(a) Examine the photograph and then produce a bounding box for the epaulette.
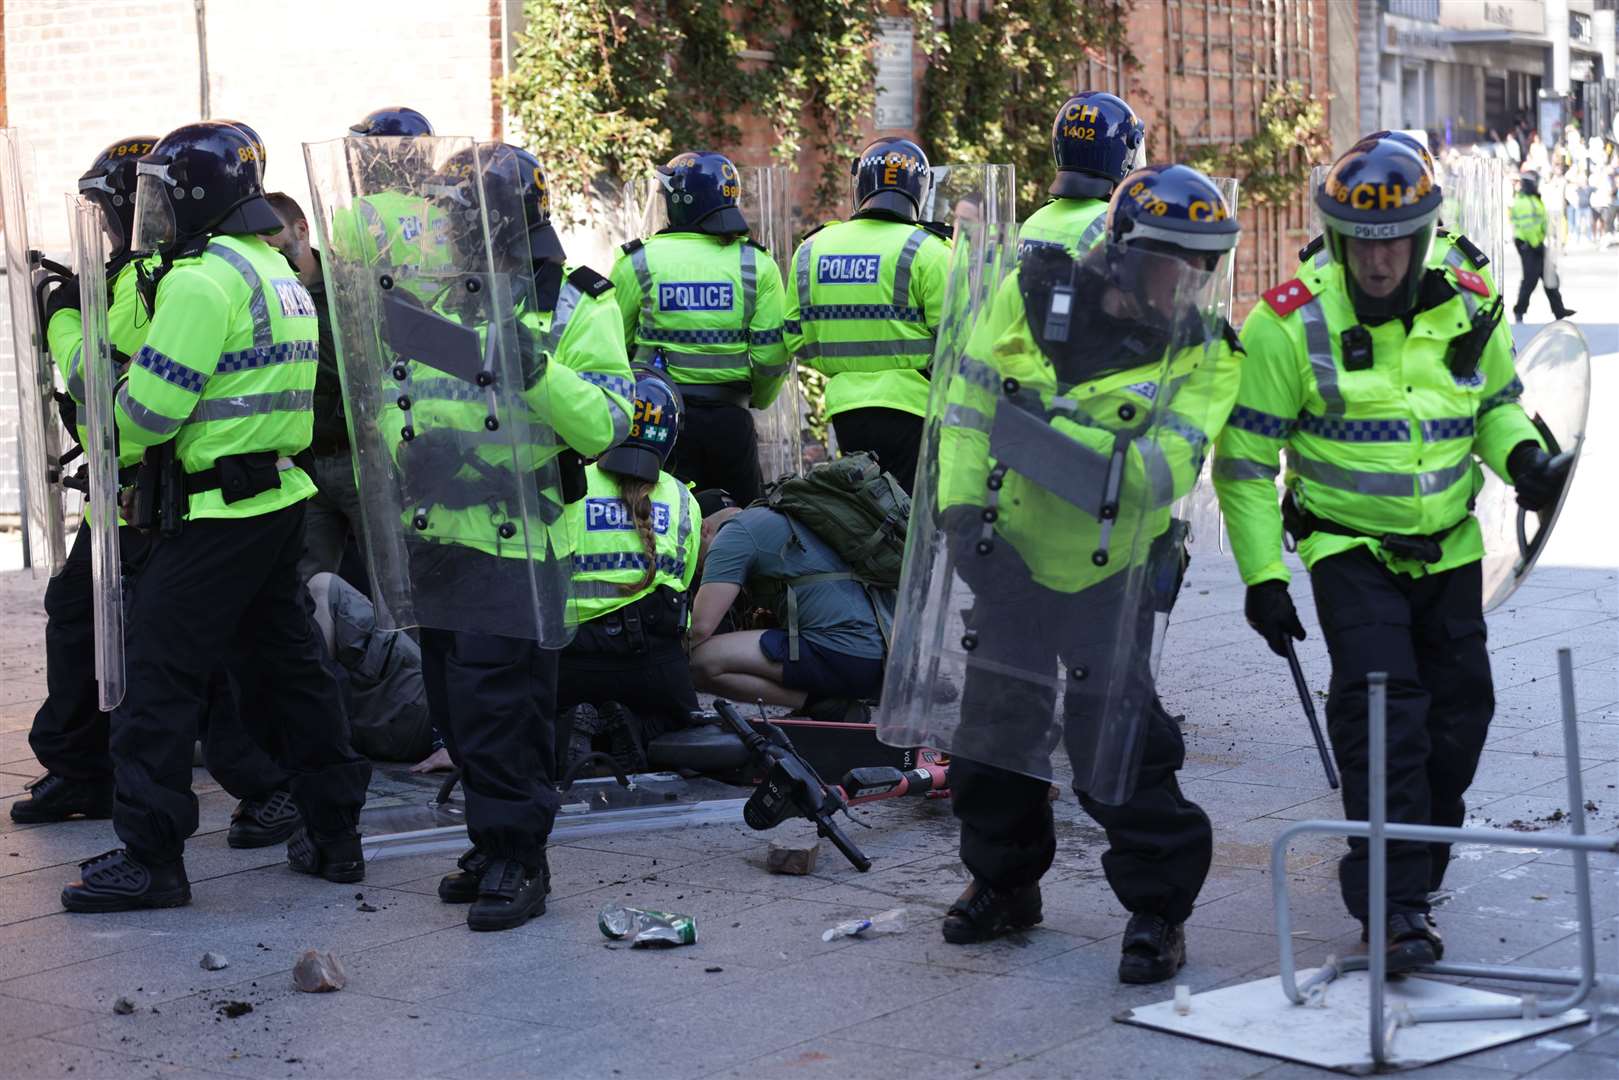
[1261,278,1314,317]
[799,221,834,242]
[1296,234,1324,263]
[746,238,772,255]
[619,238,643,255]
[919,220,954,242]
[1452,233,1488,269]
[568,266,614,298]
[1450,267,1490,297]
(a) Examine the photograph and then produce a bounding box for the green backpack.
[749,452,911,662]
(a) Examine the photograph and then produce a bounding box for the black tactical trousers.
[421,628,560,869]
[199,668,293,802]
[831,408,924,497]
[111,504,371,863]
[667,400,763,505]
[1513,242,1572,320]
[1310,548,1493,922]
[558,590,699,746]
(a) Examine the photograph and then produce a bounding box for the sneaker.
[941,879,1043,944]
[286,827,365,884]
[598,701,648,773]
[227,790,303,849]
[466,856,549,932]
[61,849,191,913]
[438,847,491,904]
[1363,911,1444,975]
[10,773,114,824]
[1118,913,1186,984]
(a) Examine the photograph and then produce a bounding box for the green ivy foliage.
[915,1,1134,219]
[1182,82,1330,208]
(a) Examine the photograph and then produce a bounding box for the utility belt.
[571,585,689,658]
[130,448,288,537]
[675,381,751,408]
[61,461,141,496]
[1281,492,1463,566]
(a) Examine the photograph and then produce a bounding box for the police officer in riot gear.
[350,106,435,138]
[1511,172,1575,323]
[609,152,788,504]
[785,137,951,495]
[925,165,1244,984]
[1216,135,1571,971]
[1022,91,1145,253]
[60,121,372,912]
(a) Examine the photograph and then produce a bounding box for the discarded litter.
[598,904,698,948]
[292,949,348,993]
[112,997,136,1015]
[200,952,229,971]
[822,907,907,942]
[1173,984,1191,1015]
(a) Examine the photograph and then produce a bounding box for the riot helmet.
[430,142,564,263]
[349,107,435,138]
[1315,135,1442,320]
[1363,129,1434,177]
[1518,171,1540,197]
[657,151,749,235]
[851,137,931,220]
[1103,163,1240,323]
[1049,92,1145,200]
[599,366,683,483]
[216,119,266,179]
[78,135,158,260]
[132,122,282,253]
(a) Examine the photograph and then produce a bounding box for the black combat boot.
[61,849,191,913]
[287,827,365,884]
[1118,913,1186,984]
[598,702,648,773]
[227,790,303,849]
[1364,911,1444,975]
[466,855,549,932]
[941,878,1043,944]
[438,846,491,904]
[10,773,113,823]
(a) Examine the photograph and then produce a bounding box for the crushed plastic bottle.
[821,907,907,942]
[598,903,698,947]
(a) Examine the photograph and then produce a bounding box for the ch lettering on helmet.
[1061,102,1100,140]
[658,282,734,311]
[1327,173,1433,211]
[629,397,671,444]
[1126,180,1169,216]
[817,254,881,285]
[1187,199,1228,222]
[271,279,317,319]
[584,497,672,534]
[719,160,740,200]
[858,150,921,187]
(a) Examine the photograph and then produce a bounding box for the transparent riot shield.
[1478,321,1590,612]
[1212,177,1240,321]
[1,128,71,574]
[1438,155,1509,279]
[303,136,573,645]
[878,223,1234,804]
[66,196,125,710]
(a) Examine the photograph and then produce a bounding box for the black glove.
[1245,580,1306,658]
[44,274,82,321]
[1508,440,1571,513]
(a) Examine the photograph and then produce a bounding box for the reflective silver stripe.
[573,579,631,600]
[739,243,757,331]
[577,370,635,399]
[205,242,271,349]
[189,389,313,422]
[675,488,692,562]
[1442,246,1479,317]
[942,402,989,432]
[1300,298,1343,417]
[1134,437,1177,508]
[1214,456,1279,482]
[629,244,655,337]
[958,355,999,392]
[1313,247,1332,270]
[116,380,184,438]
[1077,214,1107,252]
[1292,454,1471,498]
[656,351,750,371]
[544,284,581,357]
[66,344,85,403]
[751,358,789,379]
[793,337,935,359]
[892,228,930,310]
[357,200,389,261]
[795,238,813,313]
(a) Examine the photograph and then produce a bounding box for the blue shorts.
[759,630,884,701]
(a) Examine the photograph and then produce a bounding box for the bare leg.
[690,631,807,708]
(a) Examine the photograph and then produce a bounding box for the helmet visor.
[131,164,176,251]
[1105,243,1221,333]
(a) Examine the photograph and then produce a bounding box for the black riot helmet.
[79,135,158,260]
[851,137,931,220]
[1105,163,1241,271]
[431,142,564,263]
[1363,130,1434,177]
[1049,92,1145,200]
[1315,135,1442,320]
[599,366,683,483]
[657,151,749,235]
[349,106,435,138]
[1518,171,1540,198]
[131,122,282,253]
[216,120,266,179]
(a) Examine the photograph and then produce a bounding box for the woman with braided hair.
[556,367,703,773]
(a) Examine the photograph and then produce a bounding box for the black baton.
[1285,639,1339,790]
